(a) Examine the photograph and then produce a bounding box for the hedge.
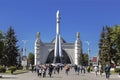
[8,66,17,74]
[0,66,6,73]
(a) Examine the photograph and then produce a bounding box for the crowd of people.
[30,64,90,78]
[31,64,63,78]
[30,64,114,79]
[93,64,111,79]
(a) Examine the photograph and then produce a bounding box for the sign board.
[92,56,98,66]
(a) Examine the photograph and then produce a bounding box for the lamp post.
[22,40,27,56]
[85,41,90,66]
[21,40,27,68]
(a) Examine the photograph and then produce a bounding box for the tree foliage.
[99,25,120,67]
[111,25,120,64]
[5,26,19,66]
[0,31,5,65]
[28,52,34,65]
[81,53,88,66]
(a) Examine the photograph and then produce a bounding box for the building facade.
[34,10,82,65]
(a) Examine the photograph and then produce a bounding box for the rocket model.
[53,10,62,63]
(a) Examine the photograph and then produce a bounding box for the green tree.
[99,27,106,67]
[111,25,120,53]
[105,26,113,65]
[0,31,5,65]
[28,52,34,65]
[80,53,88,66]
[5,26,19,66]
[99,25,120,68]
[99,26,114,67]
[111,25,120,64]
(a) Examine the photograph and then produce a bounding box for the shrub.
[17,66,23,70]
[87,66,91,72]
[8,66,17,74]
[0,66,6,73]
[115,68,120,72]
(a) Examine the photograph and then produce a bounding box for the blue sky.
[0,0,120,57]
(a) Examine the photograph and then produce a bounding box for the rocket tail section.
[53,35,57,63]
[54,35,58,57]
[59,35,62,57]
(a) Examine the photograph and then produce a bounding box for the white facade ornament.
[74,32,81,65]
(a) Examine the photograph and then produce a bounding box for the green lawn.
[1,69,29,75]
[12,69,29,75]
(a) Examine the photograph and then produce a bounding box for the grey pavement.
[0,68,120,80]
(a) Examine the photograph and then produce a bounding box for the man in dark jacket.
[48,65,53,77]
[105,65,111,79]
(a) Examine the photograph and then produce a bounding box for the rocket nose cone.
[57,10,59,14]
[56,10,60,18]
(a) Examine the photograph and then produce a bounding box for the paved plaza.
[0,68,120,80]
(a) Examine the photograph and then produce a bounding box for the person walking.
[83,66,86,74]
[100,68,103,76]
[56,65,60,74]
[99,66,103,76]
[42,65,47,78]
[31,65,34,73]
[80,66,83,73]
[65,64,70,75]
[77,65,80,75]
[74,65,78,72]
[38,68,42,77]
[94,66,98,76]
[48,64,53,78]
[105,64,111,79]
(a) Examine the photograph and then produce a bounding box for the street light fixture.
[22,40,27,56]
[21,40,28,68]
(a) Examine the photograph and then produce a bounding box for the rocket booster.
[54,10,62,58]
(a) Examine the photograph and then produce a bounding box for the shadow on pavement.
[1,76,17,79]
[42,76,62,79]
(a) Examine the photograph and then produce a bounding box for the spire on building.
[74,32,81,65]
